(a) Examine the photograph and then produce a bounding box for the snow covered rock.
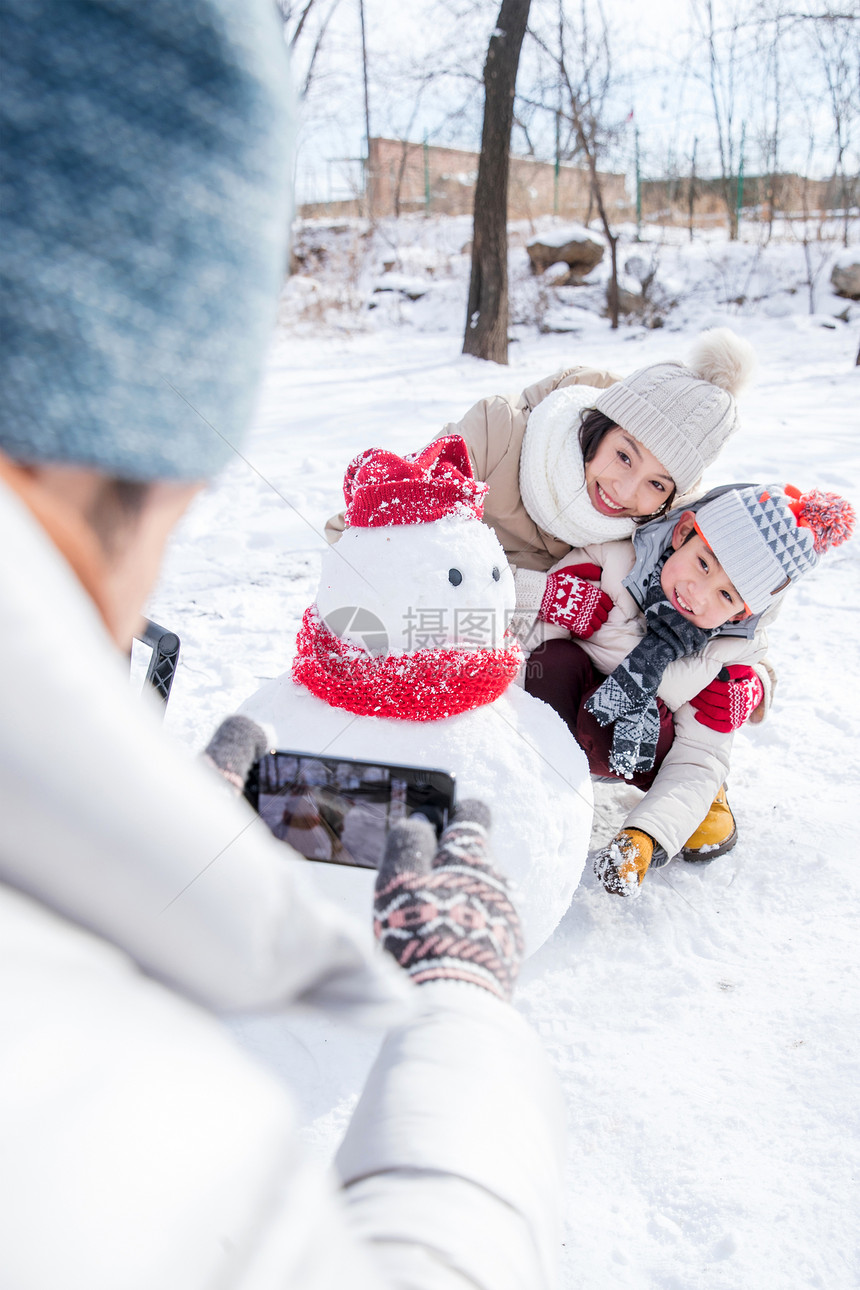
[830,252,860,300]
[528,228,605,278]
[240,436,593,953]
[371,272,428,302]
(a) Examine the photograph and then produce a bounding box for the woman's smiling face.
[584,426,676,520]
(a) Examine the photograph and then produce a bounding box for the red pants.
[524,639,675,790]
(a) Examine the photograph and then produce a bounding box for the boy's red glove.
[690,665,764,732]
[538,563,612,639]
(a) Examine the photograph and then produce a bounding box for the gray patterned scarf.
[585,560,719,779]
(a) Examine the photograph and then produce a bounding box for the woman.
[440,329,753,572]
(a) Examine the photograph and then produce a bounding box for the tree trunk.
[463,0,531,364]
[580,145,618,329]
[394,139,410,218]
[720,176,738,241]
[605,230,619,329]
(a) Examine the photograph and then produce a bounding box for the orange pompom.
[797,490,856,554]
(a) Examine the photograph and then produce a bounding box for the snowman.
[240,435,593,953]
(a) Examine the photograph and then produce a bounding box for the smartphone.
[244,751,456,870]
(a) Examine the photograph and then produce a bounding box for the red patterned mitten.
[373,801,523,1002]
[690,665,765,733]
[539,563,612,639]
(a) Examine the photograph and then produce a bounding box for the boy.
[523,482,853,897]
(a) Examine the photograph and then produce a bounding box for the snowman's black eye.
[492,566,500,581]
[448,568,463,586]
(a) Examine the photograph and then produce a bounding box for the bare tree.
[756,10,784,243]
[276,0,342,100]
[782,116,835,313]
[358,0,373,211]
[767,4,858,21]
[810,14,859,246]
[388,91,478,218]
[463,0,532,364]
[373,29,490,219]
[749,0,859,243]
[529,2,625,327]
[694,0,749,240]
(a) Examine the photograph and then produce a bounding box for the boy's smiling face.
[660,512,749,630]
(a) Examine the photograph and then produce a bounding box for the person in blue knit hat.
[1,0,292,484]
[0,3,563,1287]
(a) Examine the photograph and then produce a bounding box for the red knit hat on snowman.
[343,435,488,528]
[293,437,522,722]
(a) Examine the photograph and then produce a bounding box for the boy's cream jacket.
[517,539,776,859]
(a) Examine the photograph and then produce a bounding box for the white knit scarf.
[519,384,637,547]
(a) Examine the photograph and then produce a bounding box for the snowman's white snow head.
[293,436,522,722]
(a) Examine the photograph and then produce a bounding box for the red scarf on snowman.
[293,437,523,721]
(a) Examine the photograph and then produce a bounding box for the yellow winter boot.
[680,786,737,864]
[593,829,654,898]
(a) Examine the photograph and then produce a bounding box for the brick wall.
[362,137,627,220]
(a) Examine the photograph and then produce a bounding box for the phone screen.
[246,752,456,870]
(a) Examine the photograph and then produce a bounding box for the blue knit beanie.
[0,0,292,480]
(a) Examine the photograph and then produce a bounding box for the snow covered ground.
[151,219,860,1290]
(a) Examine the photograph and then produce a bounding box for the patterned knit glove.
[690,665,765,733]
[202,715,268,793]
[373,801,523,1002]
[539,563,612,638]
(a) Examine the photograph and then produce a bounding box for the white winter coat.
[0,477,565,1290]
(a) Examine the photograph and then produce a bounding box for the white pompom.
[687,327,757,396]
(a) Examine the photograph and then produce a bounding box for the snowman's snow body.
[240,439,593,953]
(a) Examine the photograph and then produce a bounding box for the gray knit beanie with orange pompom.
[592,328,757,493]
[695,485,855,614]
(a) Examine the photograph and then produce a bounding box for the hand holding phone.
[203,716,269,794]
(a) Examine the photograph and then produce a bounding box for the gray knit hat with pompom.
[592,328,757,493]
